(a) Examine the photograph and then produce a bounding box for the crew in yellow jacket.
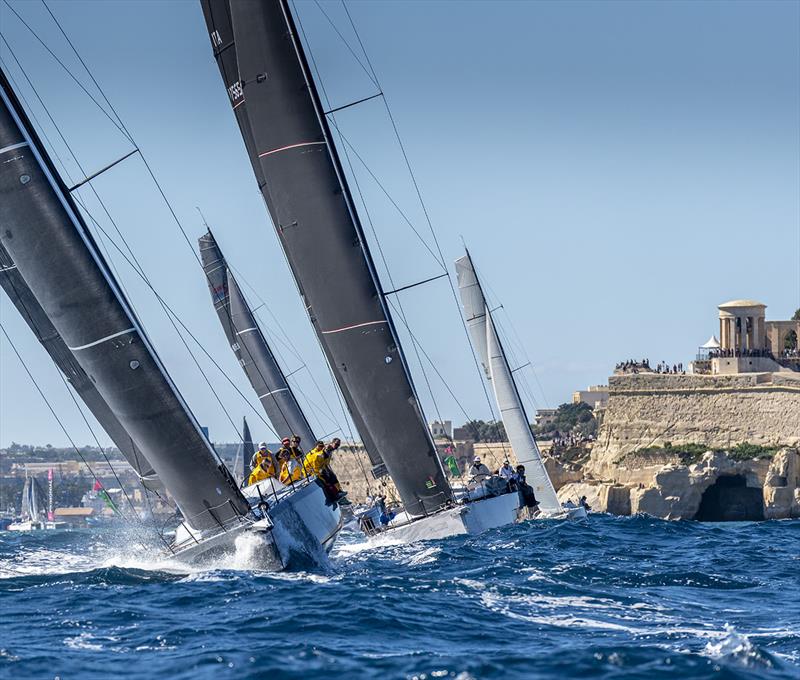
[302,441,329,477]
[247,457,276,486]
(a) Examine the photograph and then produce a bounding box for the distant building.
[429,420,453,440]
[452,426,471,441]
[572,385,609,409]
[534,408,558,427]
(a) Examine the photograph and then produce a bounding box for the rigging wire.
[304,1,506,441]
[0,32,258,456]
[1,0,132,143]
[295,3,453,459]
[39,0,352,451]
[1,8,285,453]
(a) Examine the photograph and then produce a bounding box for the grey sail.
[239,416,254,483]
[0,68,249,532]
[198,230,315,446]
[0,243,160,488]
[455,253,561,513]
[196,5,387,476]
[200,0,451,515]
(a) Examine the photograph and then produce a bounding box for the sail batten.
[455,253,561,513]
[201,0,451,513]
[0,68,249,532]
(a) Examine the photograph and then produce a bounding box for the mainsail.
[0,68,249,531]
[455,253,561,513]
[198,230,315,445]
[0,243,160,488]
[201,0,451,514]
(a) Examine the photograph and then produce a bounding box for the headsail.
[0,68,249,532]
[455,253,561,513]
[201,0,451,514]
[239,416,254,483]
[0,243,160,489]
[197,230,314,445]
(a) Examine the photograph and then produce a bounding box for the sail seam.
[258,141,325,158]
[235,327,258,335]
[67,327,136,351]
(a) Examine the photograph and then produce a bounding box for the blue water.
[0,516,798,680]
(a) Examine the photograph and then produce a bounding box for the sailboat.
[455,251,587,520]
[200,0,535,542]
[7,473,45,531]
[0,65,339,568]
[198,230,316,449]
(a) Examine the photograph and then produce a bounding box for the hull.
[7,520,44,531]
[365,491,588,545]
[171,479,342,571]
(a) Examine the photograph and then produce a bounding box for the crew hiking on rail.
[246,436,349,506]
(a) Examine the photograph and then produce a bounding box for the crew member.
[469,456,491,484]
[250,442,272,470]
[499,461,514,482]
[289,435,305,463]
[278,445,304,485]
[247,455,277,486]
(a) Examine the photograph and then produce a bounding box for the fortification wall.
[590,372,800,477]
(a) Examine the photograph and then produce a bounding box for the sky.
[0,0,798,448]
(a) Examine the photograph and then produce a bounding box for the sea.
[0,515,798,680]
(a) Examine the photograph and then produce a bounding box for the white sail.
[454,256,490,378]
[485,308,561,513]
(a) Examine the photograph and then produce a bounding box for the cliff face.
[559,371,800,519]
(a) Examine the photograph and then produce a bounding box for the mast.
[0,243,161,489]
[201,0,451,515]
[0,67,249,532]
[198,230,315,445]
[241,416,254,482]
[455,251,561,512]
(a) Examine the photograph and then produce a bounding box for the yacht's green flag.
[444,456,460,476]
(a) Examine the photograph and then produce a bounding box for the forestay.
[200,0,451,515]
[0,69,249,532]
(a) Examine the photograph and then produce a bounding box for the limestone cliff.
[559,371,800,519]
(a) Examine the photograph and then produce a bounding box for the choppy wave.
[0,516,798,679]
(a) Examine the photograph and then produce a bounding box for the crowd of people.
[246,435,349,506]
[708,347,774,359]
[615,358,685,375]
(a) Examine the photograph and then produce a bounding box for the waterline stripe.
[68,327,136,351]
[321,320,387,335]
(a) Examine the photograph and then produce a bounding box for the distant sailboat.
[455,251,586,520]
[8,473,45,531]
